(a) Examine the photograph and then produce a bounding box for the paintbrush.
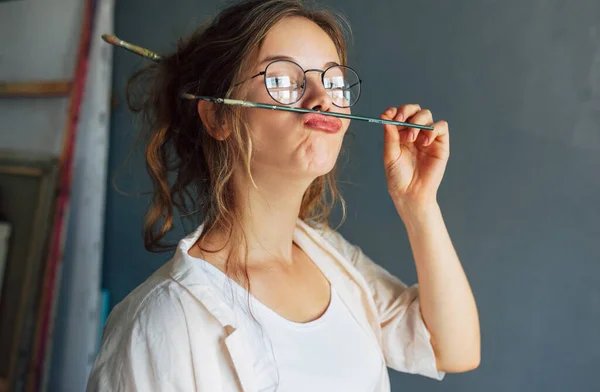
[101,34,434,131]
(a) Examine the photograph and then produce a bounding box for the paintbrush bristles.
[101,34,163,62]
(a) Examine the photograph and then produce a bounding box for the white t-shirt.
[198,259,383,392]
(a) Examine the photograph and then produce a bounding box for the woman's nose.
[300,73,333,112]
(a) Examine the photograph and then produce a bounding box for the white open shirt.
[87,219,444,391]
[198,260,383,391]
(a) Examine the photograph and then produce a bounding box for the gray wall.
[103,1,600,391]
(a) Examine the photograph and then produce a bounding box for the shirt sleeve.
[321,227,445,381]
[86,287,198,392]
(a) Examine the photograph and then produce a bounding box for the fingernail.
[385,109,394,116]
[424,135,431,145]
[402,131,409,143]
[398,114,404,122]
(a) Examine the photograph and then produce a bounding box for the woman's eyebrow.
[258,55,340,68]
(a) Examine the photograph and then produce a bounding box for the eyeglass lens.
[264,60,360,108]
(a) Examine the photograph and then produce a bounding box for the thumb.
[381,108,402,167]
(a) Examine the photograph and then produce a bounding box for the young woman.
[87,0,480,391]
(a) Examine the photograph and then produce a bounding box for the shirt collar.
[169,218,380,330]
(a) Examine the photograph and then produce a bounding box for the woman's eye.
[267,76,301,90]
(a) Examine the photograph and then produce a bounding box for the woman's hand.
[381,104,450,210]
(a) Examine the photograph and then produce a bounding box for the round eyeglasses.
[234,59,362,108]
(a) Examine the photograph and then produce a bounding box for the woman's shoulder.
[104,261,190,335]
[102,257,221,341]
[88,259,224,391]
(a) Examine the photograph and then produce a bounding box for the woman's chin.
[301,139,341,175]
[303,155,338,177]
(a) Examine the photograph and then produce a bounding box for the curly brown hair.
[125,0,350,286]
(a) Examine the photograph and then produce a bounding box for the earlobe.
[197,100,231,141]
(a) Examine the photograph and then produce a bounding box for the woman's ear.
[197,100,231,141]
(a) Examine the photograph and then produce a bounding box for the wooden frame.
[0,150,58,392]
[0,81,72,98]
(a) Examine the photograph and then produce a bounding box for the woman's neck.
[198,170,313,267]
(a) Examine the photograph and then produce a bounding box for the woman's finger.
[404,109,433,144]
[432,120,450,149]
[383,107,398,119]
[416,128,435,146]
[390,105,421,144]
[418,120,450,152]
[394,104,422,124]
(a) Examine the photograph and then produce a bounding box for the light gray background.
[102,1,600,391]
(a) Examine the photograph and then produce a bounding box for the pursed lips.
[302,113,343,133]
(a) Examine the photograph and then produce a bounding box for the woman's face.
[241,16,351,184]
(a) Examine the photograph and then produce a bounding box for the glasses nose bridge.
[303,68,325,85]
